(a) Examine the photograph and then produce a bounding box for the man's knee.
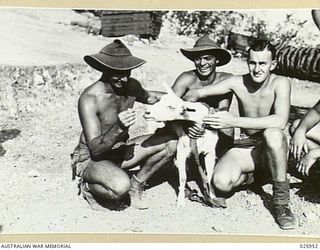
[289,119,301,136]
[212,151,239,192]
[89,175,130,200]
[110,176,131,199]
[85,161,131,199]
[263,128,286,149]
[213,148,249,192]
[213,172,233,193]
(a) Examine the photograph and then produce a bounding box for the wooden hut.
[101,11,162,39]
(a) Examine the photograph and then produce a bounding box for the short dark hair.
[248,39,276,60]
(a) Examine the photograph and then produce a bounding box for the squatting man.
[184,40,296,230]
[72,39,177,210]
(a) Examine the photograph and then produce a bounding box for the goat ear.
[161,82,176,96]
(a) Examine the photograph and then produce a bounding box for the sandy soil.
[0,8,320,237]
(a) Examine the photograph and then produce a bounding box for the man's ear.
[270,59,278,71]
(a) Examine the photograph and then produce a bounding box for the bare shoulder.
[272,74,290,84]
[225,74,243,88]
[172,70,197,96]
[216,72,233,82]
[271,74,291,91]
[126,77,140,86]
[174,70,197,87]
[78,81,111,111]
[126,77,144,91]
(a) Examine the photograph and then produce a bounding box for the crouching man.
[172,35,234,158]
[72,40,177,210]
[290,99,320,177]
[183,40,296,230]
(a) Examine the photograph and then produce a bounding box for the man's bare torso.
[79,80,136,145]
[234,73,280,135]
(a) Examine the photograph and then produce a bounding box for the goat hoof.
[204,197,227,208]
[189,193,205,203]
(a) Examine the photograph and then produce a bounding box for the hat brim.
[84,53,146,72]
[180,47,231,66]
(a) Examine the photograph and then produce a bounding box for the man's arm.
[131,78,165,104]
[291,100,320,159]
[78,95,128,160]
[183,76,235,102]
[296,147,320,176]
[213,72,234,111]
[294,100,320,134]
[203,77,291,130]
[171,72,194,97]
[171,72,205,139]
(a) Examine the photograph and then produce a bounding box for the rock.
[303,211,319,220]
[27,169,40,178]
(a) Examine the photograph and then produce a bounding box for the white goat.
[144,83,226,208]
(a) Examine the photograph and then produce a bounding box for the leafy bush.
[166,11,319,48]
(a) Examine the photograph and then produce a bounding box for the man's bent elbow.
[279,122,287,131]
[272,117,287,130]
[87,143,107,161]
[89,151,102,161]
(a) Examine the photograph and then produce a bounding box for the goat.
[143,83,226,208]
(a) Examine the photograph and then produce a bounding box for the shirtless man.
[183,40,296,230]
[290,100,320,177]
[172,35,233,158]
[72,39,177,210]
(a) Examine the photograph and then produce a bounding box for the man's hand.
[202,111,236,129]
[183,89,200,102]
[185,123,205,139]
[290,130,309,160]
[118,108,136,128]
[296,149,318,176]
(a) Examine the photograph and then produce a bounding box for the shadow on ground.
[290,177,320,204]
[288,157,320,204]
[0,129,20,156]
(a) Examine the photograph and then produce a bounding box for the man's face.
[194,54,217,77]
[108,69,131,89]
[248,50,277,84]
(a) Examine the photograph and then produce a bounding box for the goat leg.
[175,135,190,207]
[175,153,187,207]
[203,153,227,208]
[191,139,210,197]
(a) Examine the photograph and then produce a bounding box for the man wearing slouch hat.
[72,40,177,211]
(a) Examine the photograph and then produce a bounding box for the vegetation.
[166,11,320,48]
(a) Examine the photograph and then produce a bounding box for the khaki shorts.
[233,131,263,148]
[71,143,127,208]
[233,131,272,185]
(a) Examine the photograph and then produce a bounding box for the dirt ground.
[0,9,320,238]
